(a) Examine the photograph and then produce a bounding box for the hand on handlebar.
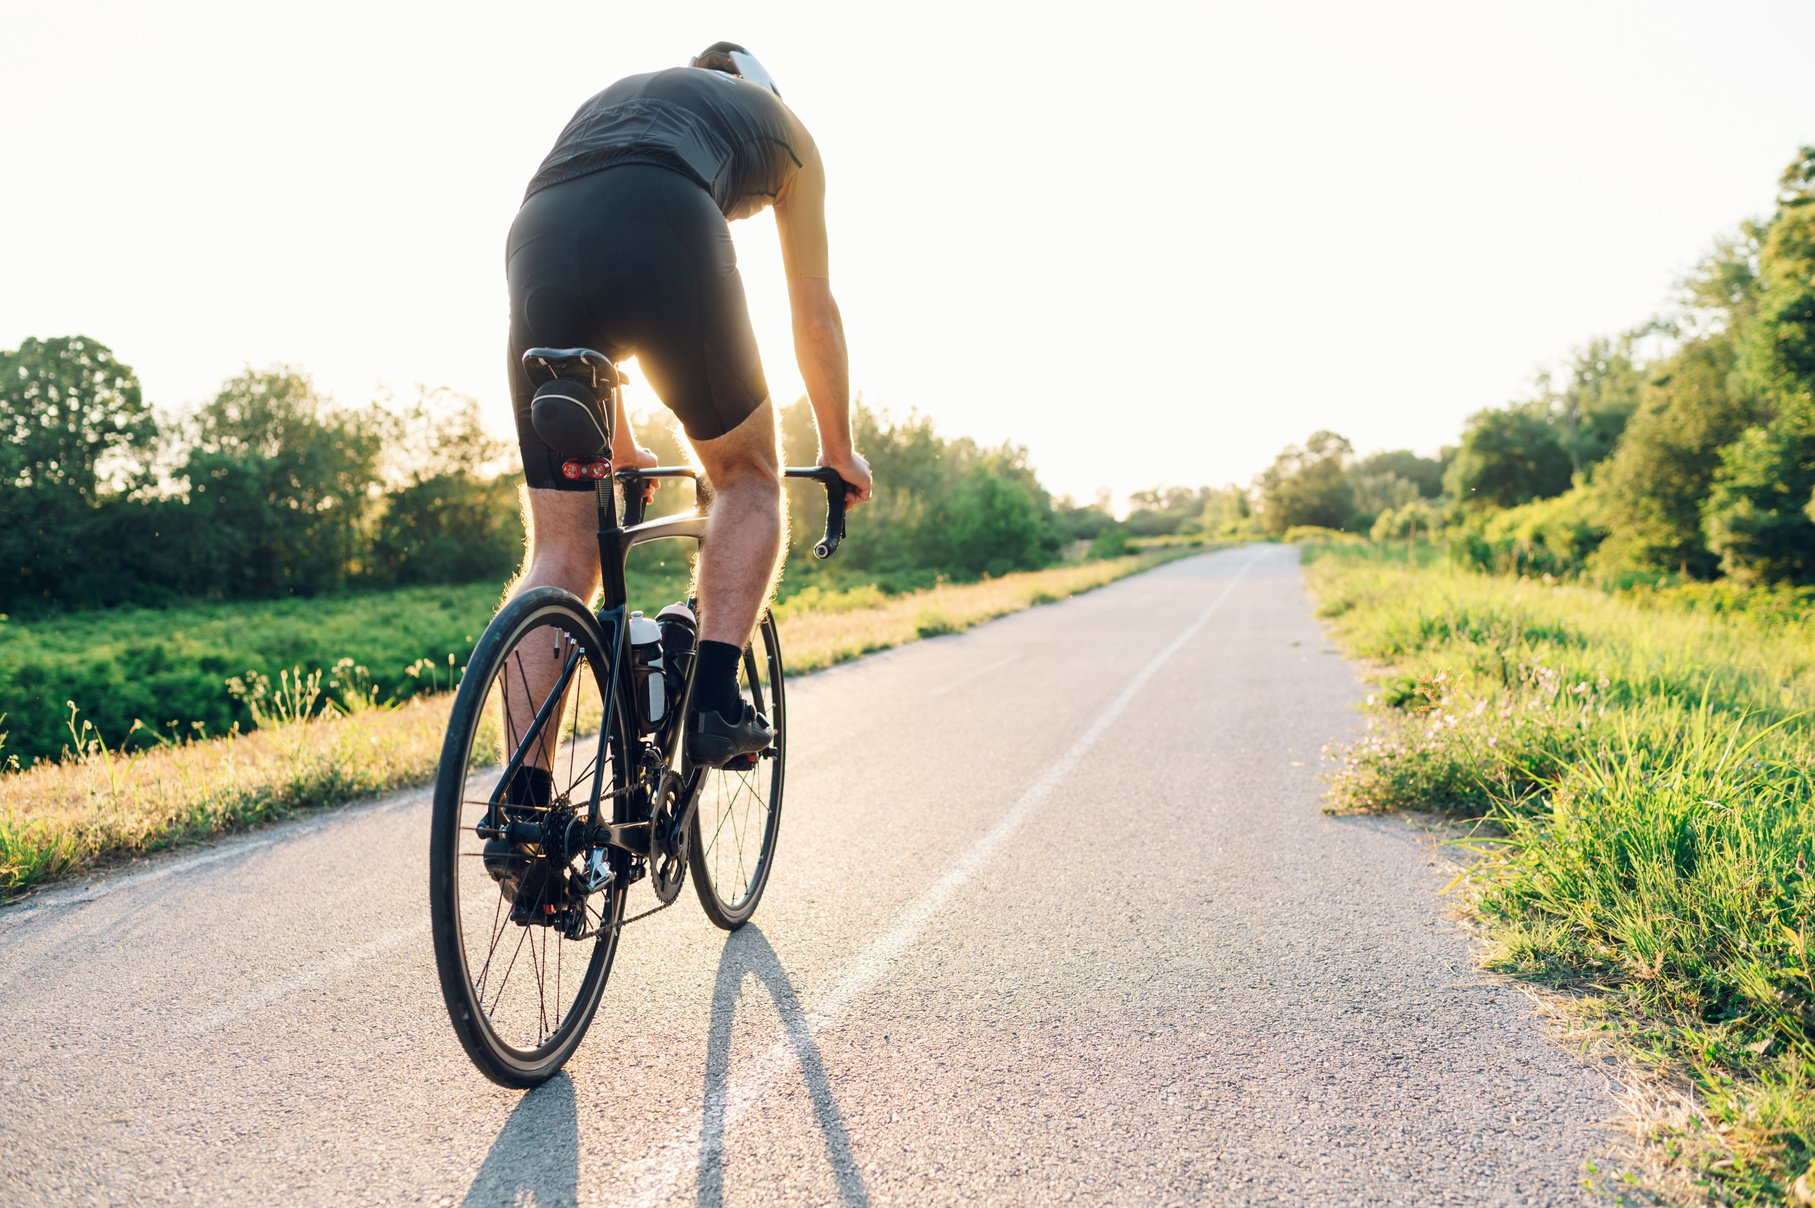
[623,445,659,502]
[818,450,872,506]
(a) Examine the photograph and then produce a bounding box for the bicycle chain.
[590,758,682,932]
[614,899,674,929]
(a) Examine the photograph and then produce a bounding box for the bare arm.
[787,280,869,503]
[776,149,871,503]
[610,380,658,475]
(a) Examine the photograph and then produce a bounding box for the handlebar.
[613,465,851,559]
[783,466,850,559]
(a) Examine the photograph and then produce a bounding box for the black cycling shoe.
[689,702,774,769]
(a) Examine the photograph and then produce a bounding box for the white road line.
[184,921,430,1036]
[608,553,1260,1207]
[925,653,1022,698]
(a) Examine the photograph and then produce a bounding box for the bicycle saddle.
[522,347,621,391]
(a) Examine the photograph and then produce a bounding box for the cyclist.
[500,42,873,780]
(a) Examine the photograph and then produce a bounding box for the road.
[1,546,1616,1206]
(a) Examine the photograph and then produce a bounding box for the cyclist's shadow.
[699,925,870,1208]
[460,1072,578,1208]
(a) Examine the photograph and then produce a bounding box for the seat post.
[596,475,629,610]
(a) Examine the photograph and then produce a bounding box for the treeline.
[0,339,1097,616]
[0,344,524,613]
[1226,145,1815,588]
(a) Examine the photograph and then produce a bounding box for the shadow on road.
[700,926,869,1208]
[462,1072,578,1208]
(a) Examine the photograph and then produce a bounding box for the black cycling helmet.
[690,40,780,97]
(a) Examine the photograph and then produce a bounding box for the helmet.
[690,40,780,97]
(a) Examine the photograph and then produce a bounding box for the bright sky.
[4,0,1812,504]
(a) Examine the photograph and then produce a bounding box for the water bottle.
[628,612,666,732]
[656,602,697,710]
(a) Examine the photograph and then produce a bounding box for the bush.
[1087,527,1131,559]
[1473,484,1608,576]
[1369,498,1447,543]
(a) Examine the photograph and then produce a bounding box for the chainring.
[648,773,690,905]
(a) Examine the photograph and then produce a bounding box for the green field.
[1306,543,1815,1205]
[0,550,696,770]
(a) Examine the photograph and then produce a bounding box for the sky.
[3,0,1813,505]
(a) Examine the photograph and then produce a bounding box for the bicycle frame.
[507,346,847,864]
[580,465,841,861]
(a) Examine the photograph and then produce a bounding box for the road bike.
[428,347,849,1087]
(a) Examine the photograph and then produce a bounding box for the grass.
[1305,542,1815,1205]
[0,549,1196,903]
[0,560,697,770]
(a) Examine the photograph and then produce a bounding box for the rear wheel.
[687,613,786,930]
[429,587,636,1087]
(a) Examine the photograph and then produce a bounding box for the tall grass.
[0,550,1193,903]
[0,564,697,769]
[1308,544,1815,1205]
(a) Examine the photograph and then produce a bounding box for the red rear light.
[561,458,611,480]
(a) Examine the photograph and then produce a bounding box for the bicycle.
[428,346,850,1088]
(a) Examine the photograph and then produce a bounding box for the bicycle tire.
[429,587,633,1087]
[686,613,786,930]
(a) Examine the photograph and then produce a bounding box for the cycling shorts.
[505,164,770,491]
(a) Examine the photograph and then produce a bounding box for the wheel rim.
[690,622,784,916]
[447,607,625,1062]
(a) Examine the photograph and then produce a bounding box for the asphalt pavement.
[0,545,1617,1206]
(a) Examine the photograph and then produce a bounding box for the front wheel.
[428,587,635,1087]
[687,613,786,930]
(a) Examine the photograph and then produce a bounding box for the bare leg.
[690,399,784,647]
[501,487,601,772]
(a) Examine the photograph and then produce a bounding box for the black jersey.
[524,67,819,223]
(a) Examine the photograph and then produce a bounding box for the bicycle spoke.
[432,593,642,1081]
[486,924,532,1020]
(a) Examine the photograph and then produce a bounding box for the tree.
[1701,147,1815,583]
[1443,407,1573,510]
[1702,404,1815,583]
[945,463,1052,576]
[368,390,523,585]
[0,335,151,497]
[1352,449,1444,498]
[1548,337,1643,473]
[1678,224,1763,336]
[1051,493,1117,547]
[1594,333,1762,577]
[773,396,1061,582]
[178,368,383,596]
[0,336,155,610]
[1255,431,1355,535]
[1123,485,1207,537]
[1348,471,1420,533]
[1190,485,1255,537]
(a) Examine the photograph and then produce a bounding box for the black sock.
[693,640,744,717]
